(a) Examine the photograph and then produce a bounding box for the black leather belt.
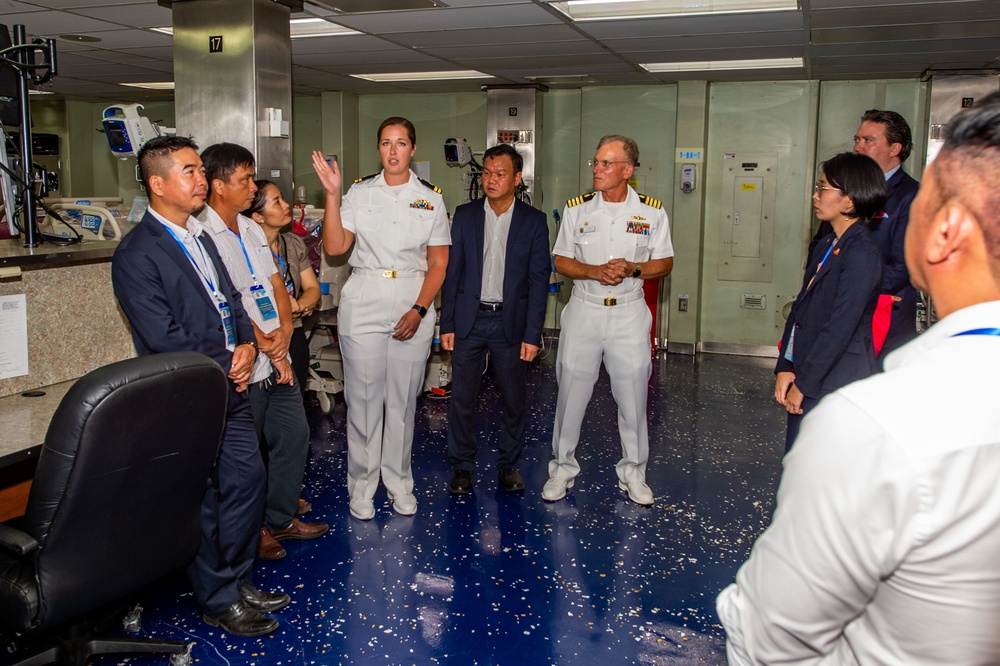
[479,302,503,312]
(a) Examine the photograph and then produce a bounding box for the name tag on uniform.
[250,284,278,321]
[577,225,596,234]
[219,300,237,347]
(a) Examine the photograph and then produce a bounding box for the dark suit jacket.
[440,198,550,346]
[112,210,255,372]
[872,167,920,353]
[809,168,920,354]
[777,221,882,399]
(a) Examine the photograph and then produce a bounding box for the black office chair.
[0,352,229,666]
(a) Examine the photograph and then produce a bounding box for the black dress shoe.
[239,581,290,613]
[498,467,525,492]
[203,600,279,637]
[449,469,472,494]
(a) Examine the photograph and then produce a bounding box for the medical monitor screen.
[106,124,129,149]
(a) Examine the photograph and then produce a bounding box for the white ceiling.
[2,0,999,102]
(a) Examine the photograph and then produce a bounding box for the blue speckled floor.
[92,350,784,665]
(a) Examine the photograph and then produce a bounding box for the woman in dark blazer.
[775,152,887,451]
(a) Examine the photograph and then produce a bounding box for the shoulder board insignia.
[418,177,442,194]
[353,173,378,184]
[638,193,662,209]
[566,192,597,208]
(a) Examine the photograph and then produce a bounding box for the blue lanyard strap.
[229,226,261,285]
[163,225,219,296]
[953,328,1000,337]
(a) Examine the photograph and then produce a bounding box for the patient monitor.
[102,104,174,159]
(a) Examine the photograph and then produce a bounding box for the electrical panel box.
[718,152,777,282]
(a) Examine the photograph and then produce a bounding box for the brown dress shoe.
[257,527,286,561]
[271,517,329,542]
[296,498,312,515]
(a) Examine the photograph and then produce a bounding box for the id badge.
[784,328,795,362]
[284,276,295,299]
[219,300,237,347]
[250,284,278,321]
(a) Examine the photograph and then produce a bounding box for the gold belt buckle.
[383,270,397,279]
[604,296,617,307]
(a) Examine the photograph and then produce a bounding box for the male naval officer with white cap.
[543,134,674,506]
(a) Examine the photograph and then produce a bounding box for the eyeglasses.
[814,184,842,193]
[588,158,634,170]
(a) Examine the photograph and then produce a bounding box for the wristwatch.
[411,303,428,318]
[631,263,642,279]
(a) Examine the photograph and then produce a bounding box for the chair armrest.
[0,523,39,557]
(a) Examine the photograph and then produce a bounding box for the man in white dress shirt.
[717,93,1000,665]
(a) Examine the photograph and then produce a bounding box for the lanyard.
[229,226,263,286]
[953,328,1000,337]
[272,235,292,282]
[163,225,220,298]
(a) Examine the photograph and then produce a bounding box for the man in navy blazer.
[112,136,286,637]
[812,110,921,361]
[440,143,550,494]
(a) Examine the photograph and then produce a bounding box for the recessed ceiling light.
[289,17,361,38]
[120,82,175,90]
[151,18,360,39]
[548,0,798,21]
[350,70,492,82]
[59,34,101,42]
[641,57,803,72]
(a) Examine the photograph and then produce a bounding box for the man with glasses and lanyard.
[200,143,328,564]
[543,134,673,506]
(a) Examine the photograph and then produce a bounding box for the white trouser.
[549,291,652,484]
[338,271,433,500]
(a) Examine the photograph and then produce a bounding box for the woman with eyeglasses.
[775,152,887,451]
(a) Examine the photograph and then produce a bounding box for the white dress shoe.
[618,479,653,506]
[390,493,417,516]
[349,496,375,520]
[541,476,574,502]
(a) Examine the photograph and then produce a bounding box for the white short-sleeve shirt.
[341,170,451,272]
[202,205,283,383]
[552,186,673,298]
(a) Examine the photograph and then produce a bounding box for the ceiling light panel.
[549,0,799,21]
[641,57,803,71]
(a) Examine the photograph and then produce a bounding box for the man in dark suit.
[112,136,287,637]
[812,109,921,361]
[440,143,550,494]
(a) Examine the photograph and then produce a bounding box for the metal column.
[170,0,295,196]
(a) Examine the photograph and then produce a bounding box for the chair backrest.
[22,352,228,629]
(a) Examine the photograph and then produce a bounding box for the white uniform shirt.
[718,299,1000,666]
[341,170,451,272]
[201,205,283,383]
[552,185,673,298]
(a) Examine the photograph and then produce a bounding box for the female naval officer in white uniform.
[314,117,450,520]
